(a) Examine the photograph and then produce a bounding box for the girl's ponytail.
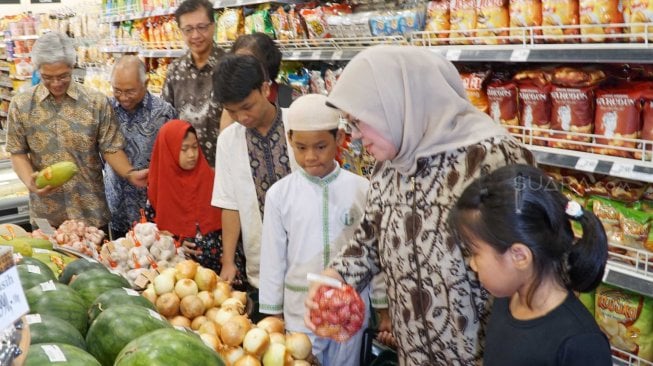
[566,206,609,293]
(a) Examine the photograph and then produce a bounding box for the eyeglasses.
[112,88,140,98]
[41,73,71,84]
[341,115,361,135]
[180,23,213,36]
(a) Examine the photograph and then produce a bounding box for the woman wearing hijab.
[148,119,246,284]
[304,46,534,365]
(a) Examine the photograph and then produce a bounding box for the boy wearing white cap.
[259,94,388,365]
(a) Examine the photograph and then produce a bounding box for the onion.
[153,273,175,295]
[292,361,311,366]
[262,343,291,366]
[142,285,157,304]
[221,298,245,314]
[231,290,247,305]
[191,315,209,330]
[174,278,199,298]
[197,291,215,309]
[205,307,220,322]
[242,327,270,357]
[198,320,220,336]
[213,308,239,326]
[220,315,252,347]
[180,295,205,319]
[155,292,180,317]
[221,347,245,366]
[175,259,199,280]
[213,282,232,306]
[257,316,285,334]
[195,267,218,291]
[269,332,286,345]
[285,333,312,360]
[169,315,191,328]
[200,333,222,351]
[160,267,177,278]
[234,354,261,366]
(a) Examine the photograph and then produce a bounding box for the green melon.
[31,248,76,277]
[69,268,130,308]
[25,343,100,366]
[26,281,88,335]
[85,305,172,366]
[35,161,79,189]
[27,313,86,350]
[88,287,156,324]
[59,258,108,284]
[114,328,225,366]
[17,264,56,291]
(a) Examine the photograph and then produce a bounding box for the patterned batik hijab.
[326,45,510,176]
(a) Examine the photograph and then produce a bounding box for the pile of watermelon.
[16,257,225,366]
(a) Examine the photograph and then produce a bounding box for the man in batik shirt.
[6,32,147,230]
[106,56,177,239]
[212,54,296,317]
[162,0,224,166]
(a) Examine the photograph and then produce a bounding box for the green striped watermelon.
[18,264,57,291]
[26,281,88,335]
[69,268,130,308]
[59,258,107,284]
[114,328,225,366]
[16,256,56,279]
[88,287,156,324]
[25,343,100,366]
[85,305,172,366]
[26,313,86,350]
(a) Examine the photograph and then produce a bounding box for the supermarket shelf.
[0,111,6,117]
[0,195,29,226]
[214,0,298,8]
[612,347,653,366]
[4,35,39,41]
[0,81,13,88]
[100,6,177,23]
[0,95,11,101]
[276,36,408,60]
[0,67,8,72]
[605,243,653,297]
[140,49,187,58]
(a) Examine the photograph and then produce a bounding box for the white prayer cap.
[287,94,340,131]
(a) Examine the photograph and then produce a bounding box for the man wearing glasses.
[106,55,177,239]
[162,0,225,167]
[6,32,148,231]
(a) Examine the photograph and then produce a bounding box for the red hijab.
[147,120,221,237]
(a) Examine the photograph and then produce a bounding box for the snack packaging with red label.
[309,284,365,342]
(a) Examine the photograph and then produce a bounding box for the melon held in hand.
[35,161,78,188]
[310,284,365,342]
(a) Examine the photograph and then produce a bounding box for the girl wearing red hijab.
[147,119,246,284]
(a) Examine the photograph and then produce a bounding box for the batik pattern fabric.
[245,105,291,218]
[6,82,125,228]
[162,44,225,166]
[329,137,534,366]
[105,93,177,238]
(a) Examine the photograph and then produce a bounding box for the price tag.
[445,49,462,61]
[143,269,158,282]
[85,258,99,263]
[26,265,41,274]
[32,248,49,254]
[34,218,55,236]
[0,266,30,330]
[309,51,322,60]
[123,288,140,296]
[574,157,599,172]
[41,344,67,362]
[40,280,56,292]
[25,313,42,324]
[148,309,164,321]
[510,49,530,62]
[610,162,635,177]
[332,50,343,60]
[134,274,150,289]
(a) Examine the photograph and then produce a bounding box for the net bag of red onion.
[309,284,365,342]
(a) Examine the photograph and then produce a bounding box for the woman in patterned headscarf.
[305,45,534,366]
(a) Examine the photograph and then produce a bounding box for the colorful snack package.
[542,0,580,42]
[425,0,450,44]
[579,0,624,43]
[449,0,476,44]
[592,87,643,158]
[459,68,491,113]
[475,0,509,44]
[509,0,542,42]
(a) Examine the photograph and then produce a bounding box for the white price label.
[25,313,42,324]
[42,344,67,362]
[574,157,599,172]
[40,280,57,292]
[0,266,30,330]
[123,288,140,296]
[148,309,163,321]
[510,49,530,62]
[85,258,99,263]
[445,49,462,61]
[332,50,343,60]
[309,51,322,60]
[26,265,41,274]
[33,248,49,254]
[610,162,635,177]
